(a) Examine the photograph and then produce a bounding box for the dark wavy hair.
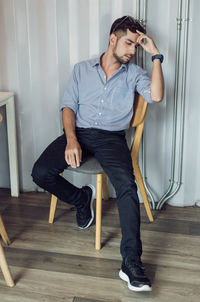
[110,16,146,36]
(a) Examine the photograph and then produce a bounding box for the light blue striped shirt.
[61,56,153,131]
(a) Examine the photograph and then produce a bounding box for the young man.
[32,16,164,292]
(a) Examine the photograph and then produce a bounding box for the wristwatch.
[152,54,164,63]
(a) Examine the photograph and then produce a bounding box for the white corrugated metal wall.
[0,0,199,207]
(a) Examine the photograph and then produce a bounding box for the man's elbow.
[150,83,164,103]
[151,91,164,103]
[152,97,163,103]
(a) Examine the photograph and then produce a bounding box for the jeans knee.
[31,161,49,186]
[116,177,138,200]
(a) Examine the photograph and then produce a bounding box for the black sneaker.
[119,259,152,292]
[76,184,95,229]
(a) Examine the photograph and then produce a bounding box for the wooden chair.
[0,113,15,287]
[130,93,154,223]
[0,218,14,287]
[48,93,154,250]
[49,163,109,251]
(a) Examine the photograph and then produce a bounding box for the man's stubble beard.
[112,44,133,65]
[113,52,128,64]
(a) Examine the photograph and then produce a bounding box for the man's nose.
[130,47,136,55]
[131,45,137,53]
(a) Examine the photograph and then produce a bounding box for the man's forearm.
[136,31,164,103]
[150,59,164,102]
[62,107,77,141]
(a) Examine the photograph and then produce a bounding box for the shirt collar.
[90,54,128,71]
[91,57,101,67]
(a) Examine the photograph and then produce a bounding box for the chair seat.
[67,156,104,175]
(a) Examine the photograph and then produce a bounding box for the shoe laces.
[126,260,145,276]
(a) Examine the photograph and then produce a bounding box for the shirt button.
[95,122,98,125]
[104,87,107,90]
[101,99,104,103]
[99,112,102,115]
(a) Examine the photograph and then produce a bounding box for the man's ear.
[109,33,117,46]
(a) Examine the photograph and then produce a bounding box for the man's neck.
[101,50,121,80]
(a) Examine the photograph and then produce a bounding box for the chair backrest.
[130,93,148,128]
[130,93,148,160]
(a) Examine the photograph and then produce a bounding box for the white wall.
[0,0,199,207]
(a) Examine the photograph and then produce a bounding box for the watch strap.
[152,54,164,63]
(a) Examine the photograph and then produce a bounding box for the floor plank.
[0,188,200,302]
[73,297,110,302]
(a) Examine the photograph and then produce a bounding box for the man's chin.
[113,53,131,64]
[122,59,130,64]
[118,57,129,64]
[121,56,133,64]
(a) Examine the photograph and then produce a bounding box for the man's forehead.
[124,30,139,42]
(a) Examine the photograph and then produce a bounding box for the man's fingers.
[70,153,77,168]
[65,141,82,168]
[136,30,146,38]
[136,30,149,43]
[79,149,82,163]
[65,152,70,165]
[65,149,82,168]
[137,37,144,46]
[65,150,76,168]
[74,149,81,167]
[137,34,146,43]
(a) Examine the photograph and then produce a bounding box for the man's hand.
[65,138,82,168]
[136,30,160,56]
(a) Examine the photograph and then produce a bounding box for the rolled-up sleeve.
[135,66,153,104]
[60,64,79,113]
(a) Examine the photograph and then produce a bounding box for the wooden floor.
[0,188,200,302]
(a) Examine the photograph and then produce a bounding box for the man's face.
[112,29,139,64]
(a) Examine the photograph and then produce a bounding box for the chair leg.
[0,216,11,245]
[133,162,154,222]
[49,195,58,224]
[0,242,15,287]
[95,174,103,250]
[48,173,63,224]
[102,174,109,201]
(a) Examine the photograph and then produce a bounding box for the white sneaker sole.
[119,270,152,292]
[78,184,95,229]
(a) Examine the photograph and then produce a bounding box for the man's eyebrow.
[126,38,137,44]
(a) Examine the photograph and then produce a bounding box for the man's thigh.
[92,131,135,192]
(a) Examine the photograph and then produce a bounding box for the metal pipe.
[137,0,190,210]
[136,0,140,64]
[134,0,154,208]
[136,0,140,21]
[156,0,183,209]
[142,0,147,69]
[140,0,156,209]
[158,0,190,208]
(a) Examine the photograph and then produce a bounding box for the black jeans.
[31,127,142,260]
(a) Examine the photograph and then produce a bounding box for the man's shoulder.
[128,62,146,73]
[75,57,99,69]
